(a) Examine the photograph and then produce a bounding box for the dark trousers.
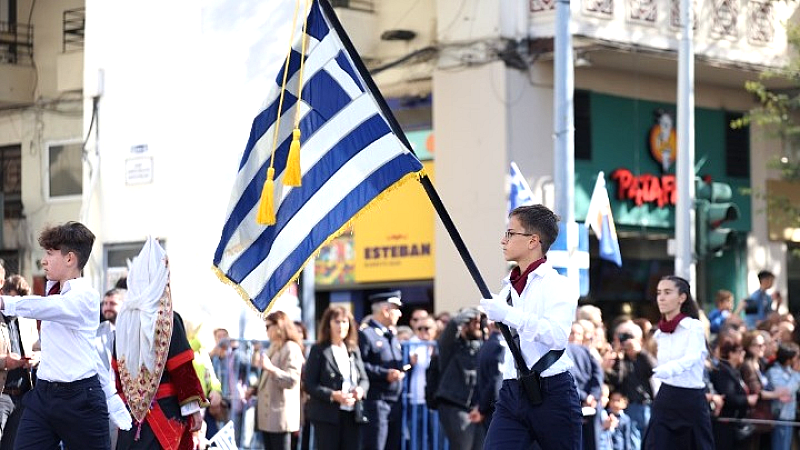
[361,399,401,450]
[313,410,361,450]
[261,431,291,450]
[643,384,713,450]
[14,376,110,450]
[484,372,582,450]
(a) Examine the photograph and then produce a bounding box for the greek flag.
[508,161,535,214]
[585,171,622,266]
[213,0,424,313]
[208,421,238,449]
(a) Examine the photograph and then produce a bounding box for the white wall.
[81,0,301,338]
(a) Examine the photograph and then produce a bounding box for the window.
[0,144,23,219]
[45,140,83,200]
[103,240,166,291]
[575,90,592,160]
[725,112,750,178]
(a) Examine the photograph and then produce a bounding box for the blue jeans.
[484,372,582,450]
[624,402,650,450]
[772,424,792,450]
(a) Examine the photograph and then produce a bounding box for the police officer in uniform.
[358,292,405,450]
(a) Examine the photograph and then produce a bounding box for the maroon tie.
[37,283,60,332]
[47,283,60,296]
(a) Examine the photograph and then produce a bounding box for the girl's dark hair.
[660,275,699,320]
[717,332,742,360]
[317,305,358,351]
[265,310,304,354]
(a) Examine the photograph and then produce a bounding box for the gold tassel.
[284,128,302,187]
[256,167,277,226]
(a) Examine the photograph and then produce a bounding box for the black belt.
[38,375,98,390]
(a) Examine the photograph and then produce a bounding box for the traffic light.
[695,178,740,257]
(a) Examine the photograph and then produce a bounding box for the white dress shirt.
[652,317,707,389]
[497,261,577,379]
[2,278,116,398]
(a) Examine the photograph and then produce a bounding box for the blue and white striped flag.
[213,0,424,313]
[508,161,535,214]
[585,171,622,266]
[208,420,238,449]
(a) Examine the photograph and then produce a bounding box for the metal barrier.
[208,339,451,450]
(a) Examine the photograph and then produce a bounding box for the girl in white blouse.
[643,275,714,450]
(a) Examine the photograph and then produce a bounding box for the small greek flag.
[585,171,622,267]
[208,420,238,450]
[508,161,535,214]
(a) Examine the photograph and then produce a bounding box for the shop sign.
[611,168,677,208]
[354,161,435,283]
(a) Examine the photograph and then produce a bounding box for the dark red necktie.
[37,283,60,332]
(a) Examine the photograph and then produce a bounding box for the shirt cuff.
[504,307,525,330]
[181,401,201,416]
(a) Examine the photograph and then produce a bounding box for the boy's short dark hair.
[757,270,775,281]
[38,221,95,270]
[510,205,560,253]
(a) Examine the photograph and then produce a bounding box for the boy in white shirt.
[0,221,130,449]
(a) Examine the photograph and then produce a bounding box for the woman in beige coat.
[257,310,305,450]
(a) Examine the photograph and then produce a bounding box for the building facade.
[1,0,798,331]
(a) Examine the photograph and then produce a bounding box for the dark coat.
[710,359,751,450]
[358,320,403,401]
[475,331,505,419]
[303,343,370,425]
[435,318,482,410]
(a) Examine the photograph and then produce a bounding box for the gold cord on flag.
[256,0,307,225]
[283,0,311,187]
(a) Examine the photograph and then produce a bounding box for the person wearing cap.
[358,291,405,450]
[480,204,582,449]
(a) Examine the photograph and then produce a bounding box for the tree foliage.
[733,22,800,242]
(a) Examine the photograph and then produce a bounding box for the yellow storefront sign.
[354,161,435,282]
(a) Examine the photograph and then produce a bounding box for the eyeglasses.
[503,230,533,240]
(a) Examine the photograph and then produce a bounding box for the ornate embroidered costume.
[113,238,206,450]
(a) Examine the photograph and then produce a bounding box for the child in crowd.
[599,384,640,450]
[708,290,742,334]
[766,343,800,450]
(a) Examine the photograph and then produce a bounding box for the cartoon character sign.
[649,109,677,172]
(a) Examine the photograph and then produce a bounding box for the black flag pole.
[320,0,526,364]
[319,1,531,363]
[318,0,492,299]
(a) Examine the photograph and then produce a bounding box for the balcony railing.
[0,22,33,65]
[330,0,374,12]
[63,8,85,52]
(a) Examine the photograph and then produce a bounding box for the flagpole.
[318,0,492,298]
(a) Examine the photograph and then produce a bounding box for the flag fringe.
[213,168,426,318]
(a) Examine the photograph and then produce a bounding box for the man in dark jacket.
[434,307,485,450]
[469,321,505,432]
[358,292,405,450]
